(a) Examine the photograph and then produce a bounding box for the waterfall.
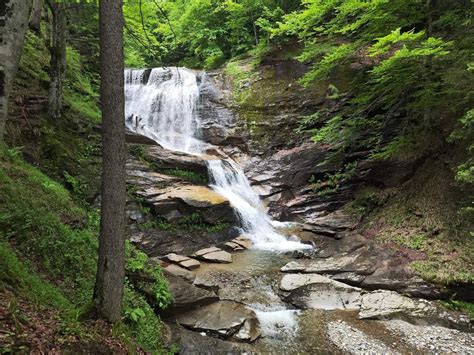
[125,67,204,154]
[207,159,311,251]
[125,67,311,252]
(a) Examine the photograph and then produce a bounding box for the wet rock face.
[247,143,335,192]
[129,228,239,258]
[196,71,248,150]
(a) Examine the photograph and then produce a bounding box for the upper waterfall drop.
[124,67,311,252]
[125,67,204,154]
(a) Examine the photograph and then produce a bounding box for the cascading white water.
[125,67,204,154]
[207,159,311,251]
[125,67,311,252]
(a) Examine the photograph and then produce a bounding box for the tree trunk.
[47,2,66,119]
[93,0,126,323]
[29,0,43,34]
[0,0,33,142]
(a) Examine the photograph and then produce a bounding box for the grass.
[439,300,474,320]
[0,242,72,311]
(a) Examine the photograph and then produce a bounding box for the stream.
[124,67,474,354]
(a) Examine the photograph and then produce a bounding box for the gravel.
[326,320,399,354]
[382,319,474,354]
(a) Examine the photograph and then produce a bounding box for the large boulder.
[166,323,251,354]
[176,300,261,342]
[358,290,436,320]
[144,185,237,225]
[146,145,209,178]
[280,273,362,310]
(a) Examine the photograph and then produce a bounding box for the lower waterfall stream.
[125,66,312,350]
[124,67,474,353]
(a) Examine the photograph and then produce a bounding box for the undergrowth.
[0,146,172,352]
[349,160,474,285]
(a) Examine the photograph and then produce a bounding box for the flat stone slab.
[280,273,336,292]
[193,247,232,263]
[148,185,229,208]
[280,254,375,275]
[179,258,201,270]
[193,247,222,257]
[163,264,196,282]
[164,253,190,263]
[199,250,233,263]
[163,253,201,270]
[224,242,244,251]
[233,236,252,249]
[358,290,436,320]
[177,300,261,341]
[307,210,354,230]
[280,273,362,311]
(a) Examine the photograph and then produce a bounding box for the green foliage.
[309,162,357,196]
[137,213,229,234]
[0,242,71,310]
[274,0,473,165]
[123,0,298,68]
[162,168,207,184]
[349,185,385,216]
[0,146,97,304]
[63,170,88,199]
[128,144,147,160]
[450,109,474,184]
[440,300,474,319]
[126,242,173,310]
[0,147,171,351]
[64,46,100,122]
[17,32,50,85]
[119,282,167,353]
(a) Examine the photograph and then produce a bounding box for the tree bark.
[93,0,126,323]
[47,1,66,119]
[29,0,43,34]
[0,0,33,142]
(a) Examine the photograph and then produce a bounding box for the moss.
[17,32,50,86]
[223,59,257,104]
[137,213,229,234]
[159,168,207,184]
[64,46,101,122]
